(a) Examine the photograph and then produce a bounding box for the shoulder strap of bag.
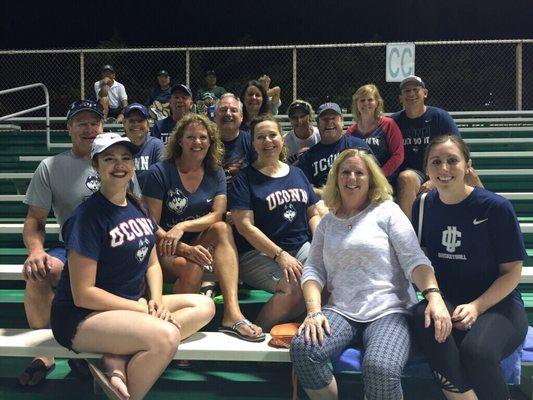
[417,193,427,245]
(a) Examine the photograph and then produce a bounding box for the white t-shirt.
[94,80,128,109]
[283,127,321,164]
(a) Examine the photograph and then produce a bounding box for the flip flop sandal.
[88,361,127,400]
[18,359,56,387]
[218,319,266,342]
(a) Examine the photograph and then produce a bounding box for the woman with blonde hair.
[142,113,264,341]
[291,148,450,400]
[345,84,404,178]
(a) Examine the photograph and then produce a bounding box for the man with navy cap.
[94,64,128,122]
[297,102,372,197]
[196,70,226,100]
[151,83,193,143]
[146,70,172,116]
[19,100,106,386]
[391,75,483,220]
[123,103,164,188]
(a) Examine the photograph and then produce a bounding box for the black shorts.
[50,302,93,352]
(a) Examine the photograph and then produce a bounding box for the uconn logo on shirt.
[134,156,150,171]
[265,188,308,211]
[312,153,340,177]
[109,218,154,248]
[438,226,467,260]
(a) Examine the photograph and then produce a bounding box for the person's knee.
[460,340,499,369]
[397,170,420,193]
[290,334,329,366]
[196,294,216,322]
[176,262,203,287]
[363,357,403,384]
[153,323,181,355]
[276,280,304,307]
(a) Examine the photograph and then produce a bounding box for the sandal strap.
[105,371,127,384]
[231,319,252,331]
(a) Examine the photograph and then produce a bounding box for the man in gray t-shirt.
[19,100,105,386]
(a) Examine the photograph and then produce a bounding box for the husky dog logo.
[167,188,188,214]
[283,204,297,223]
[85,174,101,192]
[136,237,150,262]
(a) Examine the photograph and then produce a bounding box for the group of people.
[95,65,283,126]
[18,73,527,400]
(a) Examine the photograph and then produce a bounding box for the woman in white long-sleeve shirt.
[290,148,451,400]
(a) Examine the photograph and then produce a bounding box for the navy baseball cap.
[66,100,104,121]
[317,102,342,117]
[124,103,149,119]
[205,70,216,77]
[400,75,426,89]
[101,64,115,73]
[288,101,311,118]
[91,133,139,159]
[157,70,169,76]
[171,84,193,97]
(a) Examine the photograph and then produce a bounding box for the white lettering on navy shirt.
[109,217,155,247]
[312,153,340,177]
[135,156,150,171]
[265,188,308,211]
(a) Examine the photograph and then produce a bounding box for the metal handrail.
[0,83,50,149]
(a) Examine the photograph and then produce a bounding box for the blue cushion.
[332,326,533,385]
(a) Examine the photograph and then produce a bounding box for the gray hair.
[215,93,243,113]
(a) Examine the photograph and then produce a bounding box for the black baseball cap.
[66,100,104,121]
[101,64,115,73]
[205,70,216,77]
[157,70,169,77]
[171,84,193,97]
[288,101,311,118]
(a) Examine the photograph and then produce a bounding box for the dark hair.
[423,135,471,173]
[164,113,224,171]
[250,114,288,162]
[240,80,270,123]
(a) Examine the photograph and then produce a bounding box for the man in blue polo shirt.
[391,75,482,220]
[151,84,193,143]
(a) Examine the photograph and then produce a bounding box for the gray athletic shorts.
[239,242,310,293]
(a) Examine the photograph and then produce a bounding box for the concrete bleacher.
[1,112,533,399]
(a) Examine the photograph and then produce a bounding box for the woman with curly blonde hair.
[143,114,264,342]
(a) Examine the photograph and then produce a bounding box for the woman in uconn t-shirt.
[412,135,528,400]
[229,114,321,331]
[50,133,214,399]
[143,114,264,341]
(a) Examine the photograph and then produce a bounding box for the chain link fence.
[0,40,531,119]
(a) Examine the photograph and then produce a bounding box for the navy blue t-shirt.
[297,136,372,187]
[391,106,460,172]
[228,165,318,254]
[142,160,226,243]
[134,136,164,189]
[147,86,171,105]
[222,130,257,185]
[151,116,176,143]
[412,187,527,305]
[53,192,157,306]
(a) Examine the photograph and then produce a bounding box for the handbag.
[268,322,300,349]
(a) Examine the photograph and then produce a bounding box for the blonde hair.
[351,84,384,122]
[164,114,224,171]
[322,148,393,209]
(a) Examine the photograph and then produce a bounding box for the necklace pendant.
[347,224,352,230]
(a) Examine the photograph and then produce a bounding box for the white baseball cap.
[90,133,139,159]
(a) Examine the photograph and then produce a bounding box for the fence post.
[292,47,297,102]
[515,42,522,111]
[80,51,85,99]
[185,49,190,87]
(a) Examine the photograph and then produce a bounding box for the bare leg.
[72,310,180,400]
[101,354,130,399]
[20,258,62,385]
[255,277,305,331]
[442,390,478,400]
[162,293,215,339]
[160,255,203,294]
[100,97,110,120]
[305,378,338,400]
[396,170,422,221]
[199,222,263,338]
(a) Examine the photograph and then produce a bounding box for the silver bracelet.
[309,311,324,319]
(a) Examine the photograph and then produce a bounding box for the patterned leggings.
[290,310,411,400]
